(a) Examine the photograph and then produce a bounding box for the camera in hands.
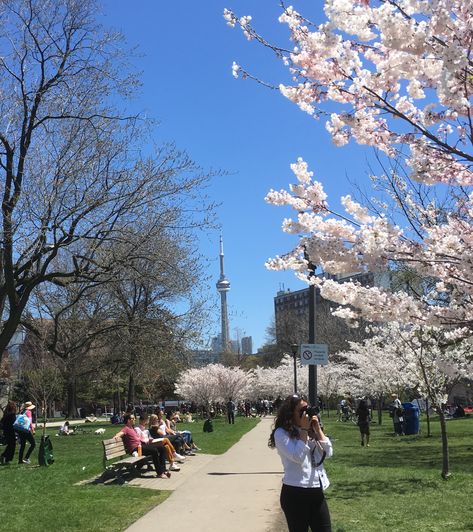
[300,405,319,418]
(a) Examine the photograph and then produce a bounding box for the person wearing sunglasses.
[269,394,333,532]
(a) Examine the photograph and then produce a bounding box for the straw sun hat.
[24,401,35,410]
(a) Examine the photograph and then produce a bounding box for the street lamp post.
[304,247,318,407]
[291,344,299,394]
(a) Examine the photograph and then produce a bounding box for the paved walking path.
[126,417,287,532]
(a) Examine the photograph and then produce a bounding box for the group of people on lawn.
[114,409,200,479]
[1,400,36,465]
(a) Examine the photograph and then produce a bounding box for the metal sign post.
[308,282,317,406]
[300,344,329,366]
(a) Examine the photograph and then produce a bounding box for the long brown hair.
[268,394,305,448]
[5,401,17,415]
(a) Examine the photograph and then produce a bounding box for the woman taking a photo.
[269,394,333,532]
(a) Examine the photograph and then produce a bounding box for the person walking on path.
[1,401,17,465]
[356,399,371,447]
[17,401,36,464]
[269,394,333,532]
[114,413,170,479]
[226,398,235,424]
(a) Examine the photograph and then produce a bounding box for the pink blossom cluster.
[226,2,473,330]
[225,2,473,184]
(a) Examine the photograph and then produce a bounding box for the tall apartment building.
[274,272,390,355]
[241,336,253,355]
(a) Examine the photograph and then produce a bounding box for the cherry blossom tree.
[316,363,351,415]
[338,333,414,424]
[175,365,220,413]
[249,354,308,399]
[214,364,253,402]
[175,364,253,413]
[340,322,473,478]
[225,1,473,331]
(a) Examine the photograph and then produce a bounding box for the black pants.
[1,432,16,462]
[167,434,185,453]
[280,484,331,532]
[394,421,403,435]
[227,411,235,424]
[18,431,36,463]
[141,443,166,475]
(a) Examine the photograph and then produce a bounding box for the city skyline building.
[241,336,253,355]
[216,236,231,353]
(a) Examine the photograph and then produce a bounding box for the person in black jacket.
[1,401,17,465]
[356,400,371,447]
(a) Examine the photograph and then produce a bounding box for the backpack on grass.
[203,418,213,433]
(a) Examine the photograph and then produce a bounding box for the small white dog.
[94,428,106,435]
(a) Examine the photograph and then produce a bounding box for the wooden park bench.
[102,438,153,480]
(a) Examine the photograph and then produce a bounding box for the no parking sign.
[300,344,329,365]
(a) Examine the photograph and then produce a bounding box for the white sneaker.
[173,452,186,462]
[170,463,181,471]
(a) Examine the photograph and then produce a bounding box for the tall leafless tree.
[0,0,215,363]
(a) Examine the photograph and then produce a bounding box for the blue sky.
[101,1,372,351]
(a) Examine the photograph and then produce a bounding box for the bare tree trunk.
[425,398,431,437]
[66,375,78,419]
[377,394,383,426]
[41,398,47,438]
[438,410,450,479]
[117,382,121,413]
[127,372,135,407]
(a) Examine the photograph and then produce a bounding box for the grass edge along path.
[0,416,259,531]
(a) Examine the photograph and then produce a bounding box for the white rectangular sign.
[300,344,329,365]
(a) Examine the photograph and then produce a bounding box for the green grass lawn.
[324,414,473,532]
[0,416,259,531]
[3,414,473,531]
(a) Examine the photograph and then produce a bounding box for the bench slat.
[104,443,126,454]
[106,450,128,461]
[103,440,125,449]
[102,437,153,478]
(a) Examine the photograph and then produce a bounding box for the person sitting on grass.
[58,421,74,436]
[113,413,170,479]
[136,414,181,472]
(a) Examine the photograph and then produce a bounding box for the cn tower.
[216,236,231,353]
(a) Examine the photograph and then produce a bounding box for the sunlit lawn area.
[2,413,473,531]
[323,414,473,532]
[0,416,259,531]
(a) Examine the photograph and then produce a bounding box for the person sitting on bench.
[113,413,170,479]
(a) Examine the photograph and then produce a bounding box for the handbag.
[13,412,31,433]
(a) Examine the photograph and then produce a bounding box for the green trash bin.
[38,435,54,466]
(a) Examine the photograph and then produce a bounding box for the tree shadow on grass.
[333,439,473,474]
[329,477,437,500]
